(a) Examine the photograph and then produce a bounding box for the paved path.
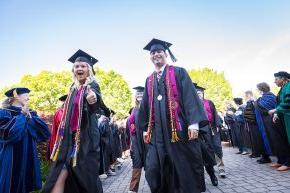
[102,144,290,193]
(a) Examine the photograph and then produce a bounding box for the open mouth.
[77,71,84,76]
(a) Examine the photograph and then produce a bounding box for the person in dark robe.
[195,84,226,180]
[269,71,290,145]
[256,82,290,171]
[109,116,122,166]
[48,95,68,159]
[233,98,250,155]
[138,38,208,193]
[244,90,271,163]
[224,103,237,147]
[98,113,116,178]
[43,49,110,193]
[0,87,50,193]
[128,86,147,193]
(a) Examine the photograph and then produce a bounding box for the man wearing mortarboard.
[138,39,208,193]
[194,83,225,186]
[128,86,147,193]
[0,87,50,193]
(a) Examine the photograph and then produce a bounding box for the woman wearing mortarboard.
[128,86,147,193]
[43,50,110,193]
[0,87,50,193]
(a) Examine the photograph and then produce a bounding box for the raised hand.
[86,86,97,104]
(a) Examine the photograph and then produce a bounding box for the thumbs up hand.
[86,86,97,104]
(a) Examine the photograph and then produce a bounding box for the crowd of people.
[0,38,289,193]
[223,72,290,172]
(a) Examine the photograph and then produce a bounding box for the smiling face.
[73,61,90,84]
[150,49,167,68]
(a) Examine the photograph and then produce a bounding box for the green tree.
[1,69,132,118]
[188,68,233,111]
[0,71,72,114]
[96,68,132,118]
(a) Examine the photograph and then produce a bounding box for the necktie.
[157,71,162,81]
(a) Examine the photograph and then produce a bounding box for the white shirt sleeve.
[188,123,199,131]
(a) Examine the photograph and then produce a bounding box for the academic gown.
[255,98,290,157]
[276,82,290,144]
[224,109,237,147]
[99,116,111,174]
[110,123,122,162]
[0,106,50,193]
[205,99,223,159]
[129,108,147,169]
[43,81,106,193]
[138,66,208,193]
[244,101,266,156]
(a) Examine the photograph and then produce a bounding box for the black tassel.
[167,47,177,62]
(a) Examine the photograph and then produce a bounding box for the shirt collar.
[155,64,167,74]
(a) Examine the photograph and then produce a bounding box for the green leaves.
[96,68,132,118]
[188,68,233,111]
[0,69,132,118]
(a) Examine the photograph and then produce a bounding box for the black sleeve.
[209,100,222,127]
[88,81,110,116]
[138,78,150,132]
[177,67,208,128]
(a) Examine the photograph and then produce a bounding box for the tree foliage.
[188,68,233,111]
[0,69,132,118]
[96,68,132,118]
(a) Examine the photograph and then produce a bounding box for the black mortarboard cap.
[133,86,145,92]
[193,82,205,91]
[59,94,68,102]
[233,97,243,105]
[68,49,98,74]
[274,71,290,79]
[143,38,177,62]
[5,87,30,97]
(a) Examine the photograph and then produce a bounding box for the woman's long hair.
[1,98,13,108]
[72,63,97,89]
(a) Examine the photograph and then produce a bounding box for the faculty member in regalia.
[0,87,50,193]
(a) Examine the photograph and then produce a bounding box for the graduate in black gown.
[0,87,50,193]
[244,90,271,163]
[224,104,237,147]
[138,39,208,193]
[195,84,226,181]
[233,98,250,154]
[43,50,110,193]
[98,114,116,177]
[128,86,147,193]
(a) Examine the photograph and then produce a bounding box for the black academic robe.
[110,123,122,162]
[205,99,223,158]
[224,109,236,147]
[99,116,112,174]
[234,106,249,149]
[244,101,266,156]
[43,81,106,193]
[255,100,290,157]
[0,106,50,193]
[129,108,147,169]
[139,66,208,193]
